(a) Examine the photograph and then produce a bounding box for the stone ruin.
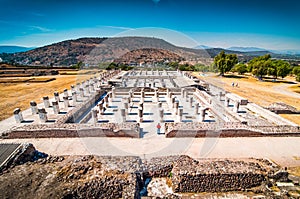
[1,69,300,139]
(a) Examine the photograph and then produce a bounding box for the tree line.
[214,51,300,81]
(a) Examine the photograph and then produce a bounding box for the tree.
[274,60,291,79]
[293,66,300,82]
[232,63,248,75]
[248,54,271,79]
[214,51,238,75]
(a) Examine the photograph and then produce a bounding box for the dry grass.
[289,84,300,94]
[0,70,101,121]
[193,72,300,125]
[288,166,300,177]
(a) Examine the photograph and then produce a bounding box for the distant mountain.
[0,37,212,66]
[194,45,212,49]
[0,46,35,53]
[1,37,300,67]
[227,46,267,52]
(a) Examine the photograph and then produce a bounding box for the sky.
[1,0,300,50]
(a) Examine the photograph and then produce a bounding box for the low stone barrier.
[2,123,141,139]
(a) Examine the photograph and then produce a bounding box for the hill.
[113,48,184,66]
[1,37,300,67]
[0,37,212,66]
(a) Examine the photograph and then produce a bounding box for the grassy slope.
[0,71,100,121]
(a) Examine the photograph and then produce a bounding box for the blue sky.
[1,0,300,50]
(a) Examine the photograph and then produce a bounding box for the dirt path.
[272,83,300,99]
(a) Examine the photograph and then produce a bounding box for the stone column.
[112,87,116,98]
[190,97,193,108]
[234,101,240,113]
[175,101,179,115]
[38,108,48,123]
[181,88,185,98]
[138,108,143,122]
[43,96,50,108]
[85,85,90,95]
[219,91,223,101]
[200,108,206,122]
[124,102,129,114]
[30,101,38,114]
[158,102,162,108]
[104,95,109,108]
[54,91,60,102]
[172,96,176,108]
[63,89,68,98]
[13,108,24,123]
[225,97,230,107]
[79,88,84,98]
[71,85,75,93]
[159,108,164,123]
[178,108,183,122]
[72,92,77,105]
[76,83,80,92]
[195,103,199,115]
[52,101,60,114]
[108,92,113,102]
[185,91,189,102]
[121,108,126,122]
[98,102,104,115]
[91,108,98,124]
[63,96,69,108]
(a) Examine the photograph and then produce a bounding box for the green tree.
[293,66,300,82]
[214,51,238,75]
[274,60,291,79]
[248,54,272,79]
[232,63,248,75]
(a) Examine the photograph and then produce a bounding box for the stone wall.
[3,123,141,139]
[164,122,300,138]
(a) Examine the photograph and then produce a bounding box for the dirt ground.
[193,72,300,125]
[0,70,101,121]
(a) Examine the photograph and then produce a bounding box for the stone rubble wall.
[3,123,141,139]
[164,122,300,138]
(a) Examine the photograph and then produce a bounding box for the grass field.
[0,70,101,121]
[193,72,300,125]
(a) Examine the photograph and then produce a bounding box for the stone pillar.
[54,91,60,102]
[71,85,75,93]
[91,108,98,124]
[195,103,199,115]
[181,88,185,97]
[200,108,206,122]
[166,88,170,98]
[154,89,158,102]
[30,101,38,114]
[124,102,129,114]
[43,96,50,108]
[185,91,189,102]
[76,83,80,92]
[108,92,113,102]
[63,89,68,98]
[175,101,179,115]
[178,108,183,122]
[13,108,24,123]
[234,101,240,113]
[63,96,69,108]
[72,92,77,105]
[138,108,143,122]
[121,108,126,122]
[225,97,230,107]
[159,108,164,123]
[98,102,104,115]
[85,85,90,95]
[172,96,176,108]
[79,88,84,98]
[219,91,223,101]
[158,102,162,108]
[104,95,109,108]
[38,108,48,123]
[190,97,193,108]
[52,101,60,114]
[112,87,116,98]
